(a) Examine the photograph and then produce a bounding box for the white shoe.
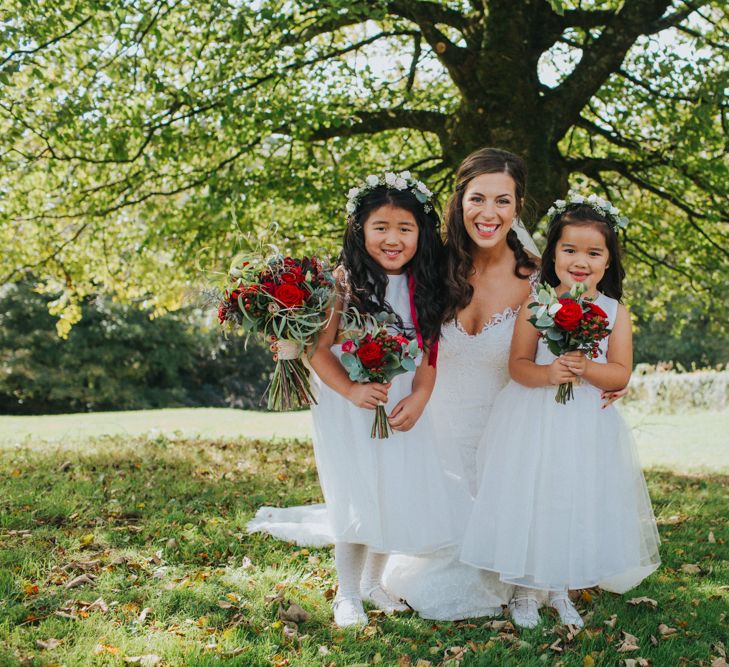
[508,593,540,629]
[361,584,409,614]
[332,596,367,627]
[548,592,584,628]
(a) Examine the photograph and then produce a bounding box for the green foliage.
[0,433,727,664]
[0,282,272,414]
[0,0,725,338]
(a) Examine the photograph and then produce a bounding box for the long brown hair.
[442,147,537,322]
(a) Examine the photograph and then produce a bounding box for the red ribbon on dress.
[407,270,438,367]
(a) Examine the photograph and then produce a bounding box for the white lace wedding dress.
[248,296,532,619]
[381,310,519,619]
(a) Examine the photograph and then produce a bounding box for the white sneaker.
[548,592,584,628]
[332,595,367,627]
[508,593,541,629]
[361,584,409,614]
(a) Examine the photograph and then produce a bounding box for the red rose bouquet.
[218,252,335,410]
[528,282,612,404]
[339,313,421,438]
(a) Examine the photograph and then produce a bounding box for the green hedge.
[0,282,272,414]
[624,365,728,413]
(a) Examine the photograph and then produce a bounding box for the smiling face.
[554,222,610,297]
[462,171,518,251]
[363,204,420,275]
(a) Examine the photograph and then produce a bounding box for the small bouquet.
[218,253,335,410]
[528,282,612,404]
[339,313,421,438]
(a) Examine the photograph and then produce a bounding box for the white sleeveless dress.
[460,294,661,592]
[305,273,461,555]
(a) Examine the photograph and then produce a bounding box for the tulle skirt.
[309,367,460,555]
[460,380,660,593]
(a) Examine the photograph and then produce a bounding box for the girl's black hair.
[540,204,625,300]
[340,185,444,345]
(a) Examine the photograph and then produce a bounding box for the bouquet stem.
[370,405,391,439]
[267,358,316,411]
[555,381,575,404]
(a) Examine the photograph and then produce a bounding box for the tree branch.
[0,16,94,68]
[308,109,447,143]
[645,0,713,34]
[559,8,616,29]
[542,0,673,140]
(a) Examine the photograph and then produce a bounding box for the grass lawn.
[1,423,727,666]
[1,407,727,473]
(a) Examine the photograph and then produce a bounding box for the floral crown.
[346,170,434,215]
[547,191,629,231]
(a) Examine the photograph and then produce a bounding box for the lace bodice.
[431,272,539,493]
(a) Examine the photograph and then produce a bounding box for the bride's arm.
[508,298,576,388]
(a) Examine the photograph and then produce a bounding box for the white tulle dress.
[459,293,660,593]
[306,273,460,555]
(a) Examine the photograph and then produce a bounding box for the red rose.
[273,283,307,308]
[281,270,306,284]
[217,304,227,324]
[584,302,608,321]
[554,298,583,331]
[341,340,355,353]
[356,341,385,369]
[260,281,275,294]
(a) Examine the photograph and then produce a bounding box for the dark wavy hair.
[340,185,444,345]
[443,147,538,322]
[540,204,625,301]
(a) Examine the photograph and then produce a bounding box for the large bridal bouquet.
[528,282,612,404]
[339,313,421,439]
[218,252,335,410]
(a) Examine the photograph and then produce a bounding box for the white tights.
[333,543,388,598]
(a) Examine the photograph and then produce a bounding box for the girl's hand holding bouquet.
[339,312,421,438]
[528,282,612,403]
[217,251,335,410]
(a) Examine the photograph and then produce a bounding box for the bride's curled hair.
[340,185,445,346]
[442,147,538,323]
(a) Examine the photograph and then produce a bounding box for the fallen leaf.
[624,659,650,667]
[138,607,153,622]
[318,646,330,656]
[36,638,62,650]
[658,623,677,637]
[88,597,109,613]
[415,660,432,667]
[680,563,701,574]
[616,631,640,652]
[278,601,310,624]
[482,619,512,631]
[656,514,687,526]
[581,590,593,604]
[124,656,161,666]
[604,614,618,629]
[709,531,716,543]
[65,573,96,588]
[23,584,39,596]
[95,644,120,655]
[711,642,726,658]
[711,659,729,667]
[583,656,595,667]
[627,597,658,610]
[650,635,658,647]
[549,639,563,653]
[80,534,95,546]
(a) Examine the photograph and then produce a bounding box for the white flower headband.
[345,170,434,215]
[547,191,629,231]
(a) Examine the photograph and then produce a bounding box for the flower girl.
[309,172,460,627]
[460,195,660,628]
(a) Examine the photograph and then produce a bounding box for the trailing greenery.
[0,433,727,666]
[0,282,272,414]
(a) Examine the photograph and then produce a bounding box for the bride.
[248,147,624,620]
